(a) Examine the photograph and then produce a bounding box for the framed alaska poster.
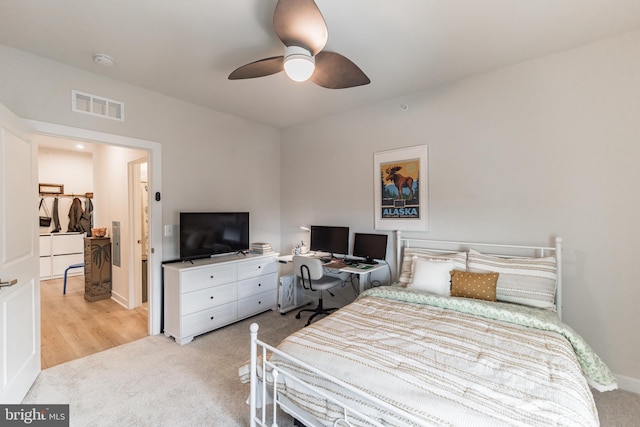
[374,145,428,231]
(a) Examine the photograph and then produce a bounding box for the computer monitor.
[309,226,349,256]
[352,233,388,264]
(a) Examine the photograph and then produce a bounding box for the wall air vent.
[71,90,124,121]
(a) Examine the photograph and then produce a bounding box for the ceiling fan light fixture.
[230,0,369,88]
[283,46,315,82]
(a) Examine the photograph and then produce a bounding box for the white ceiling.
[33,133,96,152]
[2,0,640,129]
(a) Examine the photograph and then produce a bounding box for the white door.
[0,102,40,403]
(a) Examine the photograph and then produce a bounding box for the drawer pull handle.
[258,266,261,269]
[210,296,214,299]
[210,316,214,320]
[258,283,261,287]
[258,301,261,304]
[210,275,214,279]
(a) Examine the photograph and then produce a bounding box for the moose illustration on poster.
[380,160,420,218]
[374,145,428,231]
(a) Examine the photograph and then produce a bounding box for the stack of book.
[250,242,273,254]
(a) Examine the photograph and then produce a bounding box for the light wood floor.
[40,275,148,369]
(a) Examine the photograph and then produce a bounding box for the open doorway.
[129,158,149,311]
[32,125,161,368]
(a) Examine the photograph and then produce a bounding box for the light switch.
[164,225,173,237]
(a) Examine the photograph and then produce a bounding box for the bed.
[243,234,617,427]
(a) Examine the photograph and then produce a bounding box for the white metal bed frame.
[249,233,564,427]
[249,323,433,427]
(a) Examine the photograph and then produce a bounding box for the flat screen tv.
[310,225,349,256]
[179,212,249,260]
[352,233,388,264]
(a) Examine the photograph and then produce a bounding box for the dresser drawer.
[237,257,277,280]
[238,291,277,318]
[40,256,52,278]
[181,282,237,314]
[39,235,52,256]
[237,272,277,300]
[180,264,237,293]
[52,253,84,277]
[181,302,238,337]
[52,233,84,255]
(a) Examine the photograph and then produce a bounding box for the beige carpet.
[23,308,640,426]
[24,309,301,427]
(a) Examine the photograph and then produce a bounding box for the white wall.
[0,44,282,261]
[281,30,640,388]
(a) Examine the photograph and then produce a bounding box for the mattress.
[257,286,616,426]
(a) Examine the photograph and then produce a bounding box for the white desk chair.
[293,255,343,326]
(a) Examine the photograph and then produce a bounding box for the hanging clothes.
[68,196,92,235]
[52,197,61,233]
[67,197,84,232]
[85,197,94,236]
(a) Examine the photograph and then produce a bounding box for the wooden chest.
[84,237,112,302]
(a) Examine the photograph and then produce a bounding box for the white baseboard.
[110,290,128,308]
[615,374,640,394]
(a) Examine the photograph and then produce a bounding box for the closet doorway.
[35,133,155,368]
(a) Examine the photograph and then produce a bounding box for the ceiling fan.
[228,0,370,89]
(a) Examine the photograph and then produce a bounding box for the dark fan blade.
[311,51,370,89]
[228,56,284,80]
[273,0,328,56]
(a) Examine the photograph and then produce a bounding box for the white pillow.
[409,258,454,295]
[398,249,467,286]
[467,249,557,310]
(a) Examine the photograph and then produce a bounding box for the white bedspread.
[264,287,613,426]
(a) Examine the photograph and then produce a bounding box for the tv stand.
[163,252,279,345]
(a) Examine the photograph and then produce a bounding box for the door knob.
[0,278,18,288]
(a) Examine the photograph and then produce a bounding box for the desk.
[327,262,387,294]
[278,255,387,295]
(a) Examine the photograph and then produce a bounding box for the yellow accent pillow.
[450,270,499,302]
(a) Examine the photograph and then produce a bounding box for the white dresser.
[39,232,85,279]
[163,252,279,345]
